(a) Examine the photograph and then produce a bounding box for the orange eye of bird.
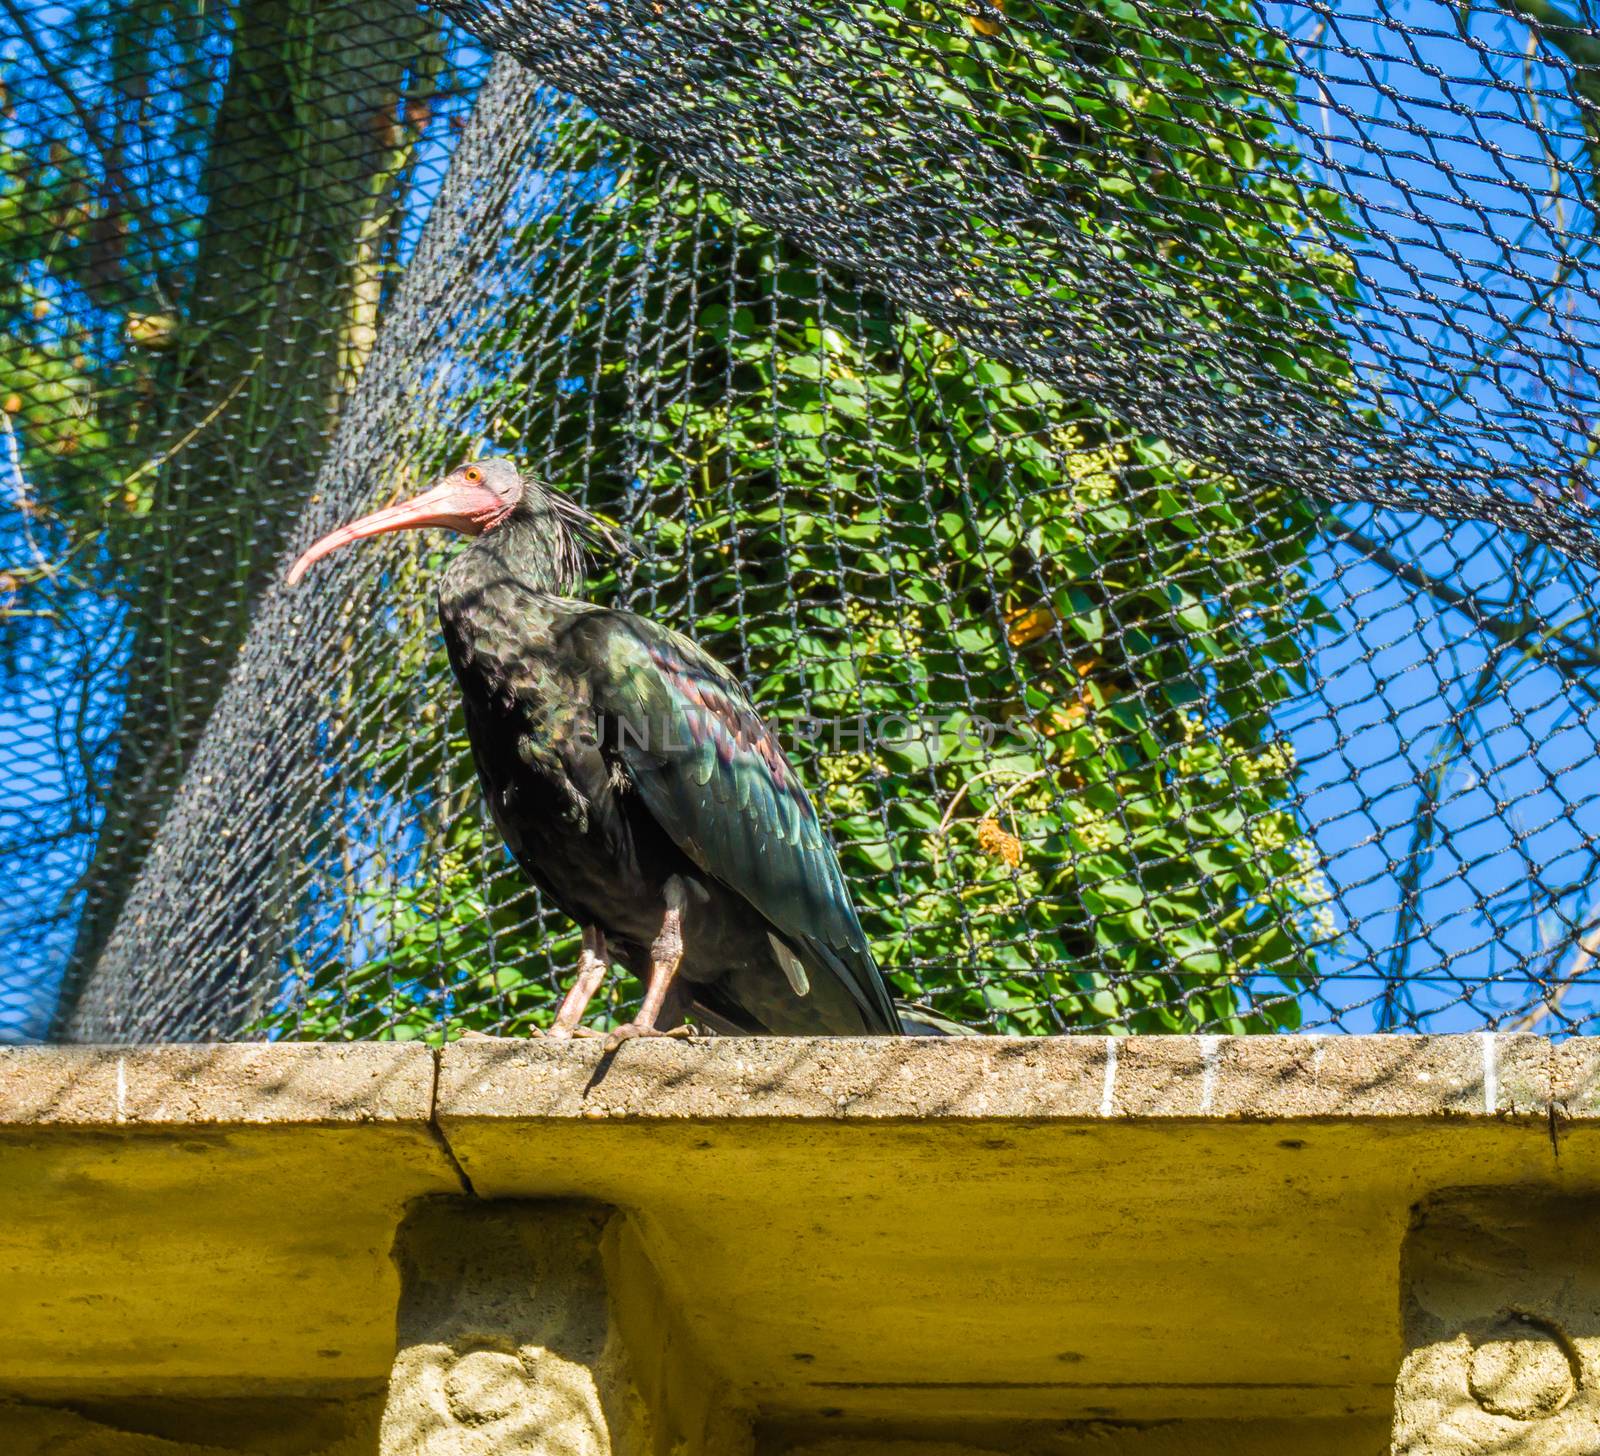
[464,466,483,484]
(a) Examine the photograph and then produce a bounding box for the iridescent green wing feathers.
[565,609,900,1032]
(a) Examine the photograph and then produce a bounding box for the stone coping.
[4,1032,1600,1127]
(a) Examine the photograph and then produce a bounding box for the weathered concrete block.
[379,1199,751,1456]
[1394,1188,1600,1455]
[380,1201,646,1455]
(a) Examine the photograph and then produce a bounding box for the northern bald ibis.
[287,459,916,1046]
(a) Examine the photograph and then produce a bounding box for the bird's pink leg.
[603,879,695,1052]
[546,926,610,1040]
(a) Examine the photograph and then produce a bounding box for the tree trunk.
[56,0,441,1030]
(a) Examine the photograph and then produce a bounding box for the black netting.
[4,0,1600,1041]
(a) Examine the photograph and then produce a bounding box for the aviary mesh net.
[4,0,1600,1041]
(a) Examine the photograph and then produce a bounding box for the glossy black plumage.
[433,474,904,1036]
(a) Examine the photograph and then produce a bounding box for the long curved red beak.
[286,479,506,587]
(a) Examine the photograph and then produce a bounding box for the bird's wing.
[562,608,900,1033]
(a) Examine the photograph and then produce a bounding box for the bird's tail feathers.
[895,1003,980,1036]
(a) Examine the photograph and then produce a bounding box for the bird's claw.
[601,1022,697,1054]
[544,1023,603,1042]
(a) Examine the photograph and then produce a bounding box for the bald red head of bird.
[286,459,520,586]
[285,458,629,589]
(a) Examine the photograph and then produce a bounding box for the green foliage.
[0,130,124,626]
[0,7,221,623]
[274,0,1356,1040]
[0,2,456,651]
[0,143,103,458]
[4,5,481,1008]
[774,0,1362,402]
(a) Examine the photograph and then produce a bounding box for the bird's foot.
[601,1022,697,1054]
[457,1025,605,1044]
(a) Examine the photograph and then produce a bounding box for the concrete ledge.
[0,1043,460,1399]
[2,1034,1596,1443]
[1552,1038,1600,1118]
[0,1043,437,1125]
[0,1034,1570,1131]
[435,1033,1555,1122]
[431,1035,1577,1430]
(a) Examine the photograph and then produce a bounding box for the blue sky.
[1263,0,1600,1029]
